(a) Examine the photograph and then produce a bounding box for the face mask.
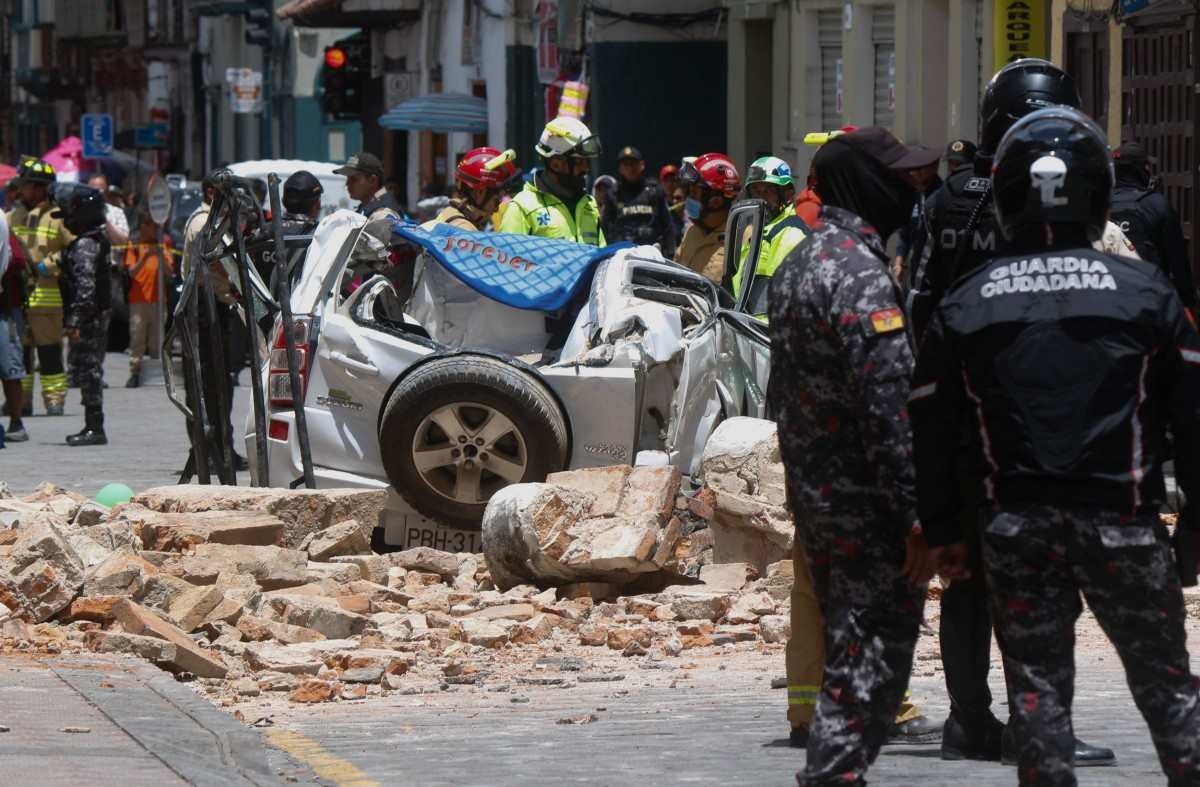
[685,197,703,220]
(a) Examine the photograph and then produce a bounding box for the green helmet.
[745,156,793,188]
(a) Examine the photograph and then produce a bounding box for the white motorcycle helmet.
[535,117,602,160]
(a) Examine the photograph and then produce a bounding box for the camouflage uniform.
[911,248,1200,786]
[767,205,925,785]
[62,235,111,413]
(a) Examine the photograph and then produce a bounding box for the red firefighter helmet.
[679,153,741,198]
[456,147,521,191]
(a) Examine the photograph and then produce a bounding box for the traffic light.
[245,4,272,48]
[320,36,367,120]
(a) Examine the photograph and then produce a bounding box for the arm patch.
[863,308,905,335]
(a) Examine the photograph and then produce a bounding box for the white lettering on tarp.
[981,256,1117,298]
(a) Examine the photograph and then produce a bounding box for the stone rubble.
[0,452,807,710]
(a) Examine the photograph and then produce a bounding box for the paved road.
[1,352,253,496]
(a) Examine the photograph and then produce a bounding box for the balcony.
[277,0,420,28]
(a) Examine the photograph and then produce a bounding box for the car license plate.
[382,510,483,553]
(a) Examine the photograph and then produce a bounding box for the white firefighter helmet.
[535,117,602,159]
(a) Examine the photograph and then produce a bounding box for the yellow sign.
[993,0,1047,71]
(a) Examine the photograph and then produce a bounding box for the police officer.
[53,184,111,446]
[12,159,72,416]
[731,156,807,315]
[335,152,402,222]
[909,59,1117,765]
[603,146,675,256]
[767,127,929,786]
[675,153,740,284]
[500,117,605,246]
[910,106,1200,786]
[1110,141,1197,309]
[436,147,521,231]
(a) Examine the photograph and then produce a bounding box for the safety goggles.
[567,135,603,159]
[678,158,701,185]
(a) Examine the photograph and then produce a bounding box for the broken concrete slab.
[71,502,109,528]
[699,562,758,592]
[108,599,227,678]
[123,508,285,552]
[236,614,325,645]
[243,641,326,675]
[251,593,367,639]
[165,584,226,633]
[82,550,160,598]
[305,561,363,585]
[450,618,508,648]
[300,519,370,561]
[663,589,732,622]
[464,603,536,622]
[328,555,389,585]
[620,466,681,523]
[389,547,461,579]
[759,615,790,644]
[545,466,631,516]
[131,486,386,549]
[0,522,85,622]
[84,630,177,663]
[182,544,308,591]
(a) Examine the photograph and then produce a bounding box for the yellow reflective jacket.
[499,177,605,246]
[733,204,807,318]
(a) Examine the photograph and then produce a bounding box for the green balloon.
[95,483,134,508]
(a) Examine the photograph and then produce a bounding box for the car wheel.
[379,355,569,529]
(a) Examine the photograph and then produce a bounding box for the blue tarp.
[392,221,630,312]
[378,93,488,134]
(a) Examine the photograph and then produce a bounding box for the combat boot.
[66,408,107,446]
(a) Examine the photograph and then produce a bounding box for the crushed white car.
[247,210,771,550]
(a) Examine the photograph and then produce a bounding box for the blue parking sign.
[82,114,113,159]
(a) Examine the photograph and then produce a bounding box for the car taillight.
[268,316,313,408]
[268,418,289,441]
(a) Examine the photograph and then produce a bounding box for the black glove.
[1175,506,1198,588]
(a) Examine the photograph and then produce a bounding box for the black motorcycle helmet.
[50,183,108,235]
[980,59,1082,154]
[992,106,1112,244]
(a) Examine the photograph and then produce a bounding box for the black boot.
[941,710,1004,761]
[66,408,107,446]
[1000,726,1116,767]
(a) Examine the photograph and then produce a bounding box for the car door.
[717,200,773,419]
[306,232,436,478]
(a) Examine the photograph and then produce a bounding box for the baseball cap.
[1113,141,1153,168]
[333,152,385,179]
[841,128,941,171]
[283,170,324,212]
[945,139,978,164]
[617,146,643,162]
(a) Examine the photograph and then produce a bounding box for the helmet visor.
[678,159,701,185]
[569,135,602,159]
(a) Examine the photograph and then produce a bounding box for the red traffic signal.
[324,47,347,69]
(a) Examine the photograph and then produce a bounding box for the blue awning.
[378,93,488,134]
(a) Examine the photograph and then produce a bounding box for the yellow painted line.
[266,728,381,787]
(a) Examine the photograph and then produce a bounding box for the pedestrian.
[603,146,675,257]
[499,117,605,245]
[905,58,1116,766]
[122,211,171,388]
[1110,140,1197,309]
[336,152,402,222]
[0,207,24,443]
[85,172,130,246]
[910,106,1200,786]
[731,156,807,316]
[435,148,521,231]
[11,159,72,416]
[891,145,943,280]
[54,184,111,446]
[675,153,740,284]
[766,127,929,786]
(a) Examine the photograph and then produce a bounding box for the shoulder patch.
[965,177,989,194]
[863,308,905,335]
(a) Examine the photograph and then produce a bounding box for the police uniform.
[62,232,111,433]
[911,247,1200,784]
[604,176,675,256]
[767,204,924,784]
[16,199,73,411]
[1110,181,1196,310]
[499,174,605,246]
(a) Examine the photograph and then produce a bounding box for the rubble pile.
[0,422,796,706]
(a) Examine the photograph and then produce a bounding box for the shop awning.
[378,93,488,134]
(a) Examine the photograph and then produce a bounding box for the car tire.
[379,355,569,530]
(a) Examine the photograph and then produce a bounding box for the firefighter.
[910,106,1200,785]
[13,159,72,416]
[674,153,740,284]
[53,184,111,446]
[436,147,521,231]
[1109,141,1197,309]
[730,156,807,315]
[499,117,605,245]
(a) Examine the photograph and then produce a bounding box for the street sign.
[81,114,114,159]
[147,176,172,226]
[134,124,168,149]
[226,67,264,114]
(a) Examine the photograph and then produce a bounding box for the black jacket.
[910,247,1200,547]
[61,232,111,328]
[907,160,997,343]
[359,191,403,220]
[1110,179,1197,309]
[603,178,676,257]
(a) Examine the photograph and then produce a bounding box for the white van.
[227,159,356,218]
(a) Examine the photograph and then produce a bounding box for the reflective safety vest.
[732,204,807,317]
[18,201,73,310]
[499,179,606,246]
